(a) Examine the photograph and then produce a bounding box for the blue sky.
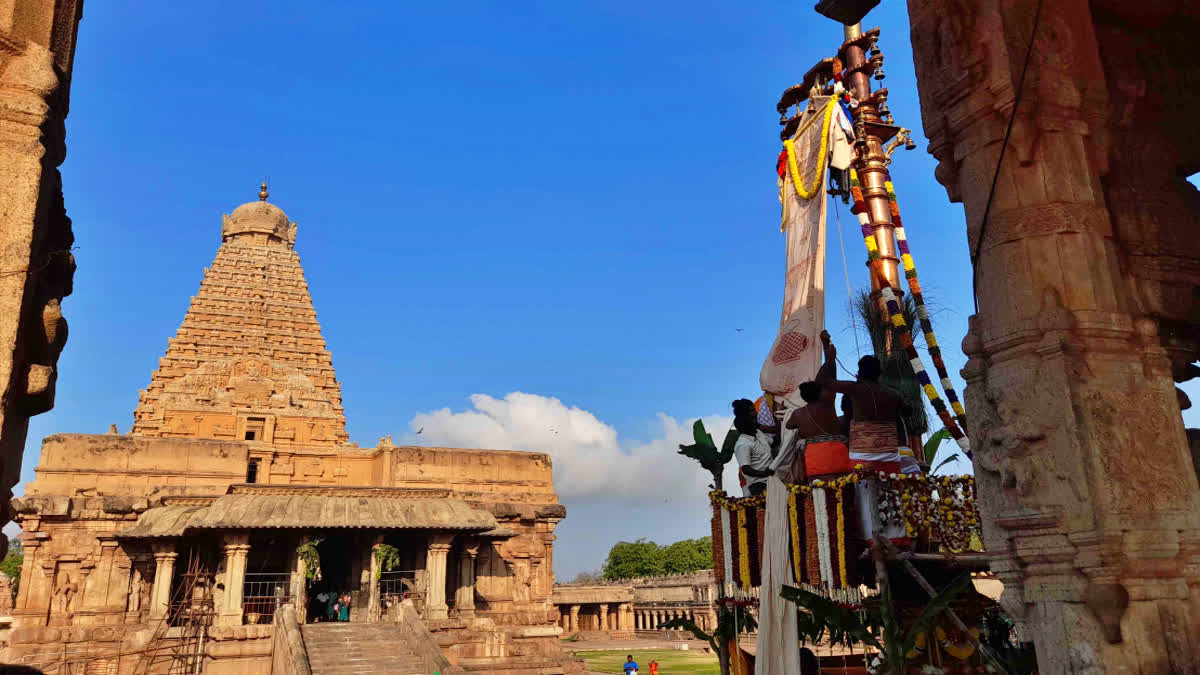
[20,1,1200,579]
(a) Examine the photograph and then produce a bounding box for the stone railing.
[271,603,311,675]
[397,600,462,674]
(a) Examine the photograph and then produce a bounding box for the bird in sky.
[416,427,423,435]
[735,328,744,332]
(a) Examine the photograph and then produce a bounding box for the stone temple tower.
[131,183,349,446]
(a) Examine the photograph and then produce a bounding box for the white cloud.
[405,392,734,504]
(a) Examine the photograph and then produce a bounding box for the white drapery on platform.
[760,96,851,397]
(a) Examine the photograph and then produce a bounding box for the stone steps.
[301,623,432,675]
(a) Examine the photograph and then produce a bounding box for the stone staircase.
[301,622,433,674]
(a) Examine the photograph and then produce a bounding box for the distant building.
[552,570,722,636]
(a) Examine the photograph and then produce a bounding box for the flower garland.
[835,488,847,587]
[871,471,980,553]
[849,168,969,453]
[886,179,968,431]
[736,507,752,591]
[717,597,760,608]
[812,487,832,587]
[711,502,726,583]
[707,470,981,592]
[788,492,803,583]
[781,97,837,213]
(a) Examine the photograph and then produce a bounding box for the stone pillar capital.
[222,533,250,548]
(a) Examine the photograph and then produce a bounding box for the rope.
[970,0,1044,313]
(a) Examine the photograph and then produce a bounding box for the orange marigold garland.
[711,500,726,583]
[736,507,751,591]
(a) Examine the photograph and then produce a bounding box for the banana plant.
[923,428,965,474]
[677,419,739,491]
[660,604,757,675]
[781,573,972,675]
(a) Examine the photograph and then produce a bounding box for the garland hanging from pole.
[781,97,838,215]
[849,168,969,453]
[885,179,968,431]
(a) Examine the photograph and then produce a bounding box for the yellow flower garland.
[835,488,847,587]
[736,508,751,591]
[788,492,802,582]
[782,97,837,214]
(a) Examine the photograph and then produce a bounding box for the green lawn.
[572,648,719,674]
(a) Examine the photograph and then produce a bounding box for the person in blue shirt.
[622,655,638,674]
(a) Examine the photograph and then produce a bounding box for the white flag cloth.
[760,96,848,397]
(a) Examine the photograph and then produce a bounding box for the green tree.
[569,570,605,584]
[1,536,22,598]
[602,539,666,580]
[661,537,712,575]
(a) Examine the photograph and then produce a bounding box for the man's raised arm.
[815,330,853,393]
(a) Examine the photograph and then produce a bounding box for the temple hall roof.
[119,490,500,538]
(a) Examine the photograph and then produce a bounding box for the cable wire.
[970,0,1044,313]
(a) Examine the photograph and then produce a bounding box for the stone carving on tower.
[131,183,349,446]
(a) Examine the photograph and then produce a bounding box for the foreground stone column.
[454,544,478,618]
[150,544,178,619]
[0,2,84,560]
[218,534,250,626]
[906,1,1200,670]
[424,535,453,620]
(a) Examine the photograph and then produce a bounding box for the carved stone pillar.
[568,604,579,632]
[149,544,178,620]
[0,2,84,554]
[82,536,120,616]
[424,535,453,620]
[217,534,250,626]
[454,544,478,618]
[597,603,608,632]
[906,1,1200,671]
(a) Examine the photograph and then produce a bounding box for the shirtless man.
[815,329,908,472]
[785,381,850,482]
[817,330,911,544]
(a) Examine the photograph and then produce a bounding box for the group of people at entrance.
[734,331,922,541]
[314,591,351,622]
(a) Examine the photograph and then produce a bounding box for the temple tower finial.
[259,179,269,201]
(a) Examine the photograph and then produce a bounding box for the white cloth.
[761,97,844,397]
[733,432,773,496]
[898,447,923,474]
[754,471,801,675]
[856,479,908,543]
[831,105,854,169]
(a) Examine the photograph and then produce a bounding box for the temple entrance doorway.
[378,533,428,618]
[307,532,356,623]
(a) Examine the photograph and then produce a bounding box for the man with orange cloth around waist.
[814,330,907,472]
[815,329,910,545]
[784,381,850,482]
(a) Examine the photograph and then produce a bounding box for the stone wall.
[0,0,84,561]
